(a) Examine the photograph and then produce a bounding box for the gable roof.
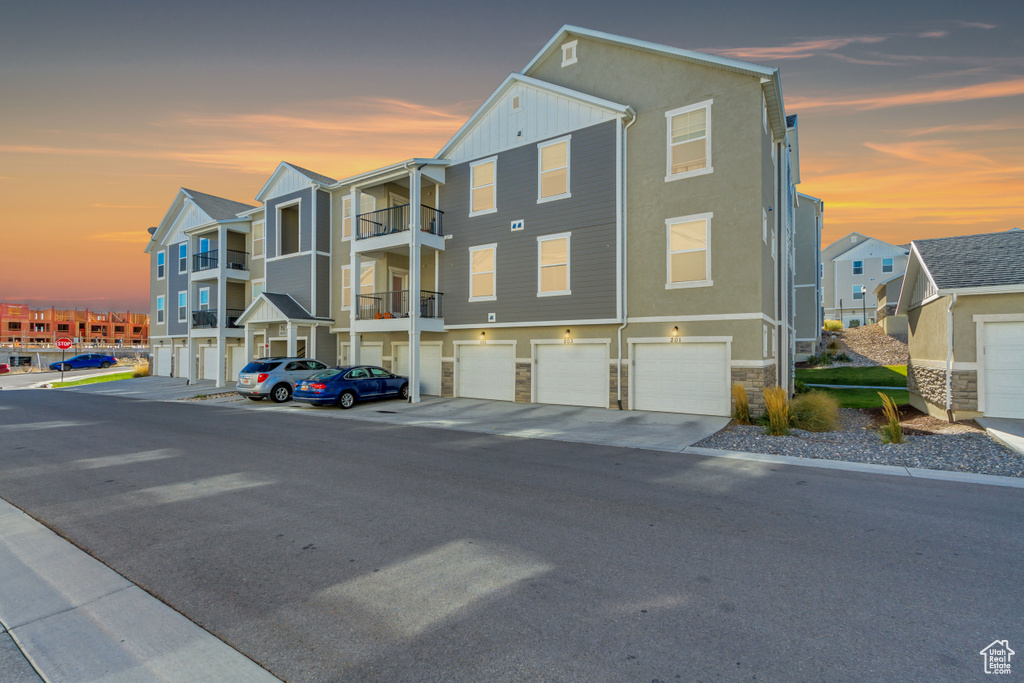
[145,188,252,253]
[181,188,255,221]
[235,292,332,327]
[436,72,632,161]
[913,228,1024,290]
[285,162,336,186]
[256,161,337,202]
[822,232,882,260]
[520,25,786,136]
[833,238,909,262]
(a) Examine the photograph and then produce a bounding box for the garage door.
[228,346,247,384]
[201,347,219,380]
[394,343,442,396]
[155,347,172,377]
[984,321,1024,419]
[632,342,729,416]
[535,343,608,408]
[458,344,514,401]
[175,347,189,378]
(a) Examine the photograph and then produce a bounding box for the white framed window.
[177,291,187,322]
[469,244,497,301]
[537,136,570,203]
[665,100,712,181]
[852,260,863,275]
[666,213,712,289]
[198,287,210,310]
[763,94,768,133]
[277,199,301,256]
[157,251,165,279]
[561,40,578,67]
[341,195,375,240]
[882,257,894,273]
[199,237,210,254]
[763,325,768,357]
[340,263,374,309]
[156,296,165,324]
[771,222,777,259]
[537,232,571,296]
[771,327,777,357]
[853,284,865,301]
[469,157,497,216]
[252,280,264,299]
[252,221,264,258]
[762,209,768,244]
[178,243,187,274]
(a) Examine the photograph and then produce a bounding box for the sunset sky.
[1,0,1021,311]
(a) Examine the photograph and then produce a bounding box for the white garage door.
[228,346,248,383]
[535,343,608,408]
[458,344,515,401]
[984,322,1024,419]
[175,347,189,378]
[394,344,442,396]
[343,344,382,367]
[632,342,730,416]
[201,347,219,380]
[155,347,172,377]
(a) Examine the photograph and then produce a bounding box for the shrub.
[807,351,835,367]
[827,339,840,353]
[823,319,843,332]
[794,379,809,394]
[879,392,904,444]
[732,383,752,424]
[834,352,851,362]
[790,391,839,432]
[762,386,790,436]
[132,361,150,378]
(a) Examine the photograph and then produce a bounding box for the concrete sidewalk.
[0,498,279,682]
[977,417,1024,456]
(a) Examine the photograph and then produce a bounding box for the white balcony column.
[244,325,254,363]
[286,321,297,358]
[408,167,422,403]
[187,336,197,383]
[306,325,314,359]
[216,224,228,388]
[218,224,227,270]
[349,185,362,367]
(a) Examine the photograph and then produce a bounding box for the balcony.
[191,309,244,329]
[356,204,443,242]
[192,250,249,273]
[353,290,444,333]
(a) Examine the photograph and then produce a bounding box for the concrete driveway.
[977,417,1024,456]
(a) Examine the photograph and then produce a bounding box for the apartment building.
[0,303,148,348]
[794,191,823,360]
[148,26,815,416]
[821,232,909,326]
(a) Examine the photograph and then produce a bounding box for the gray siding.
[265,188,314,258]
[316,254,331,316]
[166,240,190,336]
[439,120,618,326]
[315,326,336,365]
[266,256,312,313]
[316,190,331,253]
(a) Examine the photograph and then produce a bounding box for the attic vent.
[511,94,521,111]
[561,40,578,67]
[851,235,858,243]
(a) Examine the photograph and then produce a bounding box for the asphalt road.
[1,390,1021,682]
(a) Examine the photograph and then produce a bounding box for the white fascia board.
[436,72,631,160]
[328,158,450,191]
[939,284,1024,296]
[834,238,910,261]
[254,162,292,202]
[237,206,265,218]
[184,217,250,234]
[148,190,212,253]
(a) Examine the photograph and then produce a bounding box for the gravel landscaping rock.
[823,323,909,367]
[695,408,1024,478]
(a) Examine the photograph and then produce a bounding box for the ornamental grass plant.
[732,383,752,424]
[879,392,905,444]
[762,386,790,436]
[790,390,839,432]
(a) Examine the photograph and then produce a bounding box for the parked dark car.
[48,354,117,372]
[235,357,329,403]
[293,365,409,408]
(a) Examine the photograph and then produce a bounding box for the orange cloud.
[711,35,886,61]
[787,78,1024,111]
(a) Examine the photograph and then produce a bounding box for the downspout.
[945,292,957,422]
[616,108,637,410]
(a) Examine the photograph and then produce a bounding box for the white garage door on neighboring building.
[394,343,442,396]
[983,321,1024,419]
[340,344,383,368]
[175,346,189,378]
[228,346,247,383]
[155,347,172,377]
[631,341,730,416]
[534,343,608,408]
[201,346,219,380]
[457,343,515,402]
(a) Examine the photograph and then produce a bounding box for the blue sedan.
[49,354,118,371]
[293,365,409,408]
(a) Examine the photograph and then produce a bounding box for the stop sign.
[56,338,73,350]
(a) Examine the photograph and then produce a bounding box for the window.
[771,327,777,357]
[882,257,894,273]
[199,287,210,310]
[666,100,712,181]
[279,202,300,255]
[178,243,187,274]
[156,296,165,324]
[252,280,264,299]
[341,263,375,309]
[537,233,570,296]
[538,137,570,202]
[252,221,264,258]
[469,244,497,301]
[852,260,863,275]
[666,213,712,288]
[561,40,578,67]
[763,94,768,133]
[853,285,864,301]
[763,325,768,357]
[199,237,210,254]
[177,291,187,322]
[470,158,496,216]
[157,251,165,279]
[762,209,768,244]
[342,195,376,240]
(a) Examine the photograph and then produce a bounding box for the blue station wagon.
[293,365,409,408]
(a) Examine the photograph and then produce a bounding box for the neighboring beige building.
[822,232,909,326]
[897,228,1024,420]
[794,191,823,360]
[873,274,906,336]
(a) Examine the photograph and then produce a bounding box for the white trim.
[561,39,578,67]
[156,295,165,325]
[251,220,265,260]
[973,313,1024,323]
[265,251,312,263]
[177,290,187,323]
[911,358,978,371]
[198,287,210,311]
[444,318,619,329]
[537,135,571,203]
[275,197,301,258]
[468,243,497,302]
[177,243,188,275]
[537,232,571,297]
[942,284,1024,296]
[665,99,713,182]
[627,312,774,324]
[157,250,166,280]
[628,335,732,345]
[731,359,775,368]
[469,157,497,217]
[666,212,712,289]
[530,338,611,346]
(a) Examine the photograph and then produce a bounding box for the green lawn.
[53,371,135,388]
[812,387,909,409]
[796,364,907,387]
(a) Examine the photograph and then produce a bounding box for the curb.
[682,446,1024,489]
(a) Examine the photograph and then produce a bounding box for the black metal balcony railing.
[355,290,443,321]
[356,204,443,240]
[191,308,245,329]
[192,249,248,272]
